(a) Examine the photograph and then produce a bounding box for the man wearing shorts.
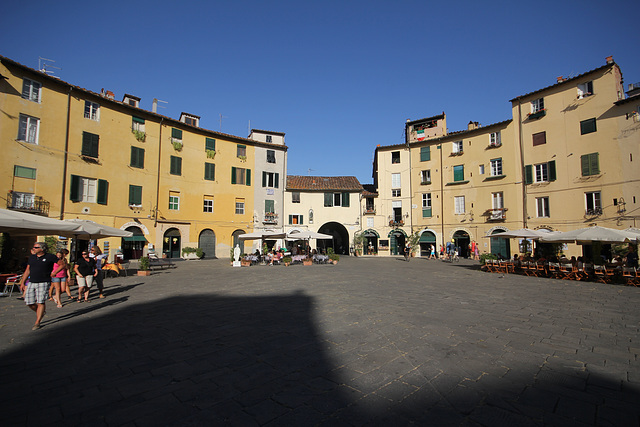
[20,242,57,330]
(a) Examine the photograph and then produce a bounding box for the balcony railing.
[585,207,603,217]
[364,207,376,214]
[263,212,278,224]
[486,208,506,221]
[389,219,404,227]
[7,193,50,216]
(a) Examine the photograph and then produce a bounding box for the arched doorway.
[490,230,510,259]
[163,228,181,258]
[453,230,471,258]
[122,226,147,260]
[362,229,379,255]
[419,230,437,257]
[388,229,407,256]
[318,222,349,255]
[231,230,245,255]
[198,229,216,259]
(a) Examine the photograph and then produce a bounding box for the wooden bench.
[148,253,176,270]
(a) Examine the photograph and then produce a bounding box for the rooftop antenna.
[308,168,315,176]
[152,98,168,113]
[38,57,61,76]
[219,114,228,132]
[248,120,251,137]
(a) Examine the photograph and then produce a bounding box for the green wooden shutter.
[299,215,303,225]
[288,215,293,225]
[262,171,267,187]
[453,165,464,182]
[204,163,215,181]
[324,193,333,207]
[581,155,590,176]
[590,153,600,175]
[274,173,279,188]
[70,175,81,202]
[420,146,430,161]
[97,180,108,205]
[246,169,251,186]
[342,192,350,207]
[171,128,182,139]
[131,147,144,168]
[205,138,216,151]
[82,132,99,157]
[422,208,432,218]
[132,116,145,124]
[548,160,556,181]
[525,165,533,184]
[231,167,237,184]
[129,185,142,205]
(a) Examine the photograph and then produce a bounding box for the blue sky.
[2,0,638,184]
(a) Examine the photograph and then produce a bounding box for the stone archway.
[452,230,471,258]
[122,226,147,260]
[317,222,350,255]
[231,229,246,255]
[362,229,379,255]
[388,229,407,256]
[490,229,511,259]
[418,230,437,257]
[198,229,216,259]
[163,228,181,259]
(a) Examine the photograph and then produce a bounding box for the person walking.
[429,244,436,260]
[90,246,107,298]
[404,243,410,262]
[75,250,97,303]
[19,242,57,330]
[50,251,69,308]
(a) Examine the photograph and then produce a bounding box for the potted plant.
[282,256,292,266]
[329,253,340,264]
[353,231,366,256]
[172,140,183,151]
[138,256,151,276]
[181,247,201,260]
[408,232,421,257]
[132,129,146,142]
[206,149,216,159]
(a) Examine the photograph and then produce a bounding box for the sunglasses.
[82,253,89,256]
[33,246,41,249]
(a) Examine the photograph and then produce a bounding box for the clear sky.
[2,0,638,184]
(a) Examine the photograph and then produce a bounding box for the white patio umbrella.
[64,219,133,240]
[538,226,639,244]
[484,228,550,239]
[0,208,81,236]
[238,230,287,240]
[286,230,333,240]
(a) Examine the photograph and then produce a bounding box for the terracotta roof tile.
[287,176,363,191]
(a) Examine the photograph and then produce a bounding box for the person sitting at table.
[626,244,638,268]
[512,254,521,267]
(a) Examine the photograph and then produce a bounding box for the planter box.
[182,253,200,260]
[303,260,313,266]
[241,260,251,267]
[137,270,151,276]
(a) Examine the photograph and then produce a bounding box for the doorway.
[163,228,181,258]
[490,230,510,260]
[198,229,216,258]
[453,230,471,258]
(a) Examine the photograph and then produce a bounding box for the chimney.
[606,56,613,64]
[152,98,158,113]
[557,76,564,83]
[467,121,479,130]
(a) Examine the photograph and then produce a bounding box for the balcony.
[420,180,431,185]
[263,212,278,224]
[485,208,507,222]
[389,219,404,227]
[585,207,603,217]
[527,109,546,120]
[7,193,50,216]
[364,207,376,214]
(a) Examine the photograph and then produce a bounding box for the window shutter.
[525,165,533,184]
[274,173,279,188]
[231,167,237,184]
[262,171,267,187]
[580,155,590,176]
[420,146,430,161]
[129,185,142,205]
[97,180,108,205]
[342,192,350,207]
[70,175,81,202]
[532,132,546,146]
[246,169,251,186]
[288,215,293,224]
[300,215,303,225]
[205,138,215,151]
[324,193,333,207]
[132,116,145,124]
[171,128,182,139]
[548,160,556,181]
[204,163,215,181]
[22,80,30,99]
[590,153,600,175]
[423,208,432,218]
[82,132,99,157]
[453,165,464,182]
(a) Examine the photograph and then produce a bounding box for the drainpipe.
[439,143,445,248]
[406,127,413,235]
[517,100,527,228]
[154,118,164,228]
[59,87,72,219]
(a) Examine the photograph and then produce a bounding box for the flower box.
[527,109,546,120]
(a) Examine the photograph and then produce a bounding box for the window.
[171,128,183,141]
[366,217,374,227]
[266,150,276,163]
[204,162,215,181]
[392,189,401,197]
[14,165,36,179]
[265,200,275,213]
[453,165,464,182]
[231,167,251,185]
[130,146,145,169]
[365,198,374,212]
[205,138,216,151]
[237,144,246,158]
[534,163,548,182]
[391,173,401,188]
[266,135,272,143]
[585,191,601,214]
[581,153,600,176]
[421,170,431,184]
[490,158,503,176]
[452,141,463,154]
[22,78,41,102]
[323,192,350,207]
[169,193,180,210]
[532,131,546,146]
[84,101,100,121]
[454,196,465,214]
[132,117,145,133]
[531,98,544,113]
[492,192,504,209]
[170,156,182,176]
[479,164,485,175]
[393,201,402,222]
[69,175,108,205]
[81,132,99,158]
[10,192,34,209]
[334,193,343,207]
[490,131,501,146]
[262,171,279,188]
[420,146,430,161]
[289,214,303,224]
[184,116,198,126]
[17,114,40,144]
[235,199,245,215]
[422,193,432,218]
[129,185,142,205]
[391,151,400,164]
[525,161,556,184]
[536,197,550,217]
[577,81,593,99]
[580,118,597,135]
[203,196,214,213]
[292,192,300,203]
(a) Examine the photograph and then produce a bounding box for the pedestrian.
[429,244,436,260]
[90,246,107,298]
[439,244,444,259]
[626,244,638,268]
[50,250,69,308]
[474,241,479,260]
[19,242,57,330]
[404,243,410,262]
[75,250,97,303]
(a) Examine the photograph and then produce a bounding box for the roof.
[614,92,640,106]
[251,129,286,136]
[362,184,378,197]
[405,113,445,127]
[0,55,286,151]
[286,176,363,192]
[509,61,616,102]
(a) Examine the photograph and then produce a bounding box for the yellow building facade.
[1,55,286,261]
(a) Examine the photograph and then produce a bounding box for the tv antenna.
[38,57,61,76]
[152,98,168,113]
[308,168,316,176]
[219,114,228,132]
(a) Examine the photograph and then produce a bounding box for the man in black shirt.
[19,242,58,330]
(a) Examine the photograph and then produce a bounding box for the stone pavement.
[0,256,638,426]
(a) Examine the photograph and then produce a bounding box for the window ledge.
[449,152,464,157]
[528,181,550,187]
[420,181,432,185]
[446,180,469,186]
[484,174,506,181]
[81,155,101,164]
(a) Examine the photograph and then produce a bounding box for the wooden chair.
[559,264,573,280]
[536,262,547,277]
[547,262,560,279]
[622,267,637,286]
[486,259,497,273]
[522,262,535,276]
[593,265,614,283]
